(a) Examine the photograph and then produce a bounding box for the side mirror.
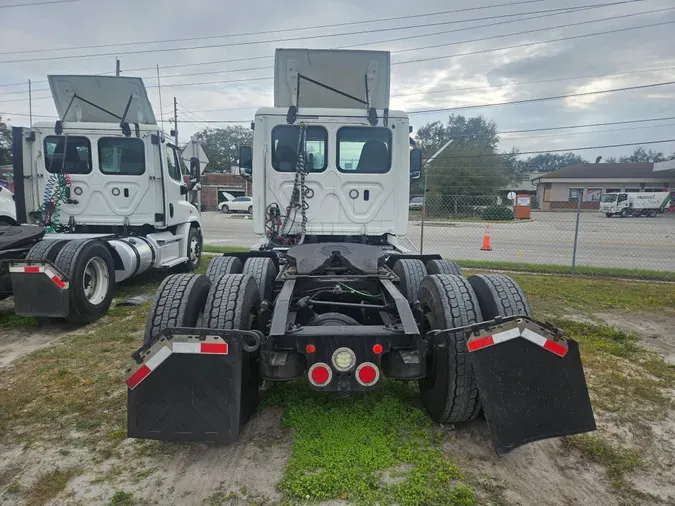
[239,145,252,176]
[180,185,189,195]
[410,148,422,181]
[190,157,201,182]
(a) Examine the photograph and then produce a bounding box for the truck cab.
[240,49,422,251]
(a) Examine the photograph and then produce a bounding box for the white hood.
[48,75,156,125]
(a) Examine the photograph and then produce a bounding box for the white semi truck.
[2,75,204,322]
[127,49,595,455]
[600,191,671,217]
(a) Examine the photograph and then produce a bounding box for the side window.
[272,125,327,172]
[617,194,628,203]
[44,136,92,174]
[98,138,145,175]
[166,145,181,181]
[337,127,392,173]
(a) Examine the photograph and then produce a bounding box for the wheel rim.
[83,257,109,305]
[189,235,200,266]
[248,206,253,213]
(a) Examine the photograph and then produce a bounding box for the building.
[200,172,250,210]
[532,163,675,211]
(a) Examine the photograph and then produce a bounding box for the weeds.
[107,490,137,506]
[23,467,77,506]
[564,434,640,487]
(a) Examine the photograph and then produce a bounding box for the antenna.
[116,58,121,77]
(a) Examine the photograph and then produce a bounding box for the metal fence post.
[420,169,427,254]
[571,192,582,273]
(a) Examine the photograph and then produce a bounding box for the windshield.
[600,194,617,203]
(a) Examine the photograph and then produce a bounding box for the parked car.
[409,196,424,211]
[221,196,253,214]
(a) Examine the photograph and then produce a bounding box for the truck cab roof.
[254,107,409,121]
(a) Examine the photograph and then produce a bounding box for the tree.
[517,152,585,173]
[0,116,11,166]
[606,146,667,164]
[191,125,253,173]
[414,115,519,197]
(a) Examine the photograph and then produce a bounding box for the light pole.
[420,139,454,253]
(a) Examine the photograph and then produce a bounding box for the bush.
[481,205,514,221]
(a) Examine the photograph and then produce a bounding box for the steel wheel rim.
[83,257,109,305]
[189,236,200,265]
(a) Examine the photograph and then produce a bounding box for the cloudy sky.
[1,0,674,160]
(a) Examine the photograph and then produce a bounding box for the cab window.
[166,145,181,181]
[272,125,327,172]
[44,136,92,174]
[98,138,145,175]
[337,127,391,173]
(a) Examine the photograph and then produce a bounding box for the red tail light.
[308,363,332,386]
[356,362,379,387]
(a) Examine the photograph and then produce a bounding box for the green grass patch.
[510,274,675,316]
[203,245,249,254]
[261,380,474,506]
[456,259,675,281]
[0,311,39,329]
[564,434,640,487]
[107,490,137,506]
[0,304,149,453]
[23,467,78,506]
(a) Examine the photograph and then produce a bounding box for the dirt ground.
[0,302,674,505]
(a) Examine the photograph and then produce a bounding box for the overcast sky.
[1,0,674,160]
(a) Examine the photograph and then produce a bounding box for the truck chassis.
[127,242,596,455]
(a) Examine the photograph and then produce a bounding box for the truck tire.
[205,256,243,285]
[418,274,483,424]
[54,240,116,324]
[26,239,68,262]
[620,208,630,218]
[182,226,202,272]
[242,257,276,302]
[426,259,463,276]
[648,209,657,218]
[467,274,531,319]
[143,273,211,346]
[605,213,613,218]
[393,259,427,303]
[203,274,262,420]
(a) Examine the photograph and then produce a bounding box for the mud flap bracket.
[9,260,70,318]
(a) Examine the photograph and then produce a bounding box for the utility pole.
[28,79,32,128]
[116,58,121,77]
[173,97,178,146]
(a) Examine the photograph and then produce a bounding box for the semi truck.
[600,191,671,217]
[3,75,204,322]
[127,49,596,455]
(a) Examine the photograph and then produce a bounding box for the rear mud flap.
[10,261,70,318]
[127,327,263,443]
[441,316,596,455]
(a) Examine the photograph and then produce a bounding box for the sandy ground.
[0,309,674,505]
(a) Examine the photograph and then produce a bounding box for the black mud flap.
[9,260,70,318]
[127,327,263,443]
[464,318,596,455]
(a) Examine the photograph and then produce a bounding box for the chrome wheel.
[83,257,109,305]
[189,235,200,267]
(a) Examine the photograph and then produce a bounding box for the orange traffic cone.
[481,224,492,251]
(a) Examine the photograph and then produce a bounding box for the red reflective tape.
[543,339,568,357]
[126,364,151,389]
[467,335,495,352]
[50,275,66,289]
[24,266,40,273]
[200,342,228,354]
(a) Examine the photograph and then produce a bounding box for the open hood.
[48,75,157,124]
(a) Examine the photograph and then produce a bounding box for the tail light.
[356,362,380,387]
[308,362,332,387]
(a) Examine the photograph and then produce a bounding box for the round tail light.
[308,363,332,387]
[356,362,380,387]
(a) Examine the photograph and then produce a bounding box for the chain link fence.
[198,194,675,276]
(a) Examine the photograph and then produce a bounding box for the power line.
[407,80,675,114]
[0,0,75,8]
[0,0,555,56]
[0,0,653,64]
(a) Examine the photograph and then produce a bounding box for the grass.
[261,381,474,506]
[203,245,249,254]
[457,259,675,281]
[107,490,138,506]
[23,467,78,506]
[0,311,39,329]
[564,435,640,486]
